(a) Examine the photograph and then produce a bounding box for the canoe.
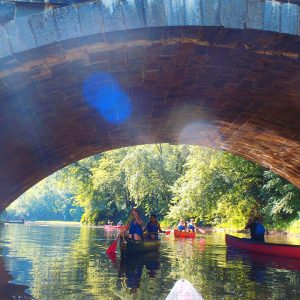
[174,229,196,238]
[225,234,300,259]
[166,279,204,300]
[119,236,161,255]
[104,225,127,230]
[5,220,24,224]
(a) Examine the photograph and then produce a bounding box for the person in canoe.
[143,214,165,240]
[177,219,186,231]
[187,218,196,232]
[126,208,143,240]
[244,217,265,242]
[117,220,123,226]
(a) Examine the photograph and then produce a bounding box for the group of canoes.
[107,209,207,255]
[106,210,300,259]
[118,233,300,258]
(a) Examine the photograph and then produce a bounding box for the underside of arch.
[0,2,299,210]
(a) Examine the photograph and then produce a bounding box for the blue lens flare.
[83,72,131,124]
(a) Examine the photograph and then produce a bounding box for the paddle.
[197,227,206,234]
[106,235,120,255]
[106,214,132,255]
[146,230,171,235]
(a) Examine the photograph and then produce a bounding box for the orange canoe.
[174,229,196,238]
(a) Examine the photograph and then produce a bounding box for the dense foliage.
[4,144,300,231]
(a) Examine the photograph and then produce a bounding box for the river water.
[0,223,299,299]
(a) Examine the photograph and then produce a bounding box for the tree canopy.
[4,144,300,231]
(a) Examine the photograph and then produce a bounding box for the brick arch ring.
[0,0,299,209]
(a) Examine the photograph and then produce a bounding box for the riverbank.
[27,220,81,227]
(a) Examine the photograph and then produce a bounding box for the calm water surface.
[0,223,300,299]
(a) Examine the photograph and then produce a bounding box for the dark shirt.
[248,222,257,239]
[246,222,265,242]
[145,222,159,239]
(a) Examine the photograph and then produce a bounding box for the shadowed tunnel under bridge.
[0,0,299,210]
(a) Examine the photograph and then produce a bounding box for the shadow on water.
[0,255,33,299]
[118,251,161,294]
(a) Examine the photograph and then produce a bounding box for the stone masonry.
[0,0,299,210]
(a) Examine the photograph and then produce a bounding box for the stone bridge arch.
[0,0,299,210]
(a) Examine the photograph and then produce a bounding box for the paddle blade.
[106,252,117,263]
[106,237,119,255]
[197,228,206,234]
[165,230,171,235]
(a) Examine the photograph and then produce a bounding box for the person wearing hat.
[187,218,196,232]
[144,214,165,240]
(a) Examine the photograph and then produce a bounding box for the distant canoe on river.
[4,220,25,224]
[104,224,127,230]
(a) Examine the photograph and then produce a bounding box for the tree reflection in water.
[118,252,161,294]
[1,225,300,299]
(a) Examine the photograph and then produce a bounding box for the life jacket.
[255,223,265,235]
[178,224,185,230]
[187,223,195,232]
[129,220,143,236]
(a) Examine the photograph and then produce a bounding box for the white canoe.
[166,279,204,300]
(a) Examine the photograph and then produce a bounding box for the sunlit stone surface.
[0,0,299,210]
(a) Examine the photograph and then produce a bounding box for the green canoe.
[119,235,161,255]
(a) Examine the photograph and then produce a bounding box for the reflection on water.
[0,256,32,300]
[0,224,299,299]
[227,248,300,273]
[118,252,161,294]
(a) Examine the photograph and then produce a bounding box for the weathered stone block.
[144,0,166,27]
[0,1,15,24]
[54,5,81,41]
[200,0,220,26]
[122,0,146,30]
[246,0,264,30]
[0,25,11,58]
[184,0,202,26]
[29,10,58,47]
[77,1,104,36]
[100,0,124,32]
[220,0,246,29]
[281,3,299,35]
[5,17,36,53]
[264,0,280,32]
[164,0,186,26]
[164,0,202,26]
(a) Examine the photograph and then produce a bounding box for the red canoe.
[104,225,127,230]
[174,229,196,238]
[225,234,300,259]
